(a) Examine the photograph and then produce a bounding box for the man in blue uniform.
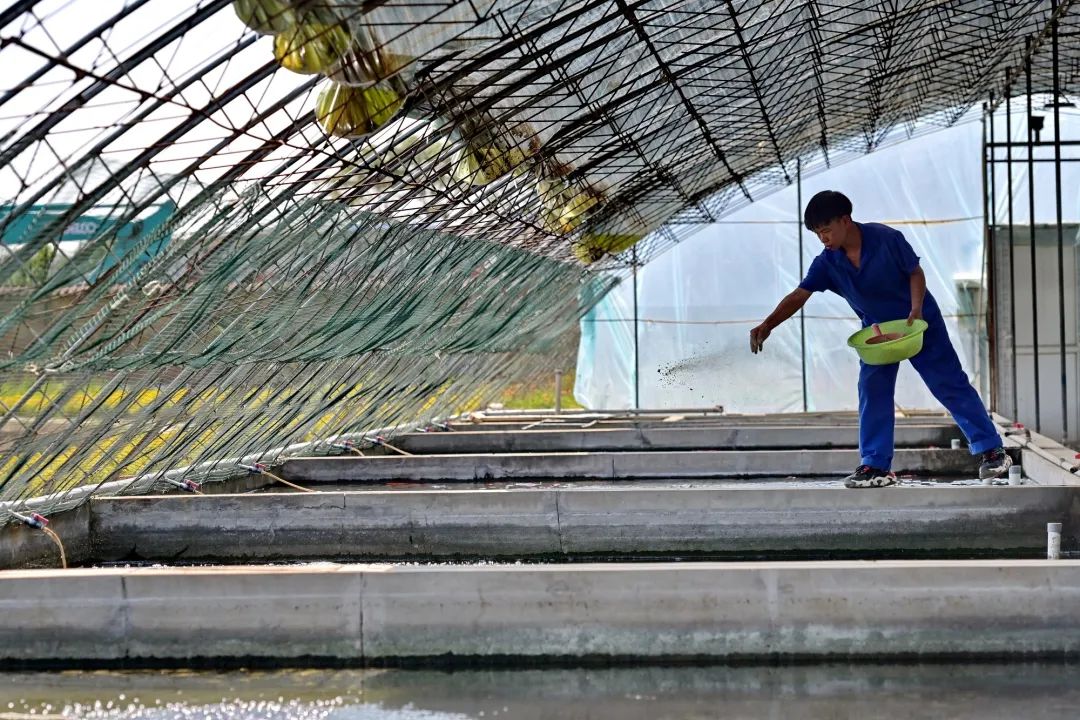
[749,190,1012,488]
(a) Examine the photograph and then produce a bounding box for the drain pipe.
[5,509,67,568]
[1010,434,1080,475]
[995,416,1080,476]
[1048,523,1063,560]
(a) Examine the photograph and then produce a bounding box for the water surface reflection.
[1,663,1076,719]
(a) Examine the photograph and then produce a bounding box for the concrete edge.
[0,503,90,569]
[4,560,1080,667]
[0,474,270,570]
[387,425,959,454]
[279,448,977,482]
[83,484,1079,563]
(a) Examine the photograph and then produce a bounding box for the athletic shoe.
[843,465,897,488]
[979,448,1013,480]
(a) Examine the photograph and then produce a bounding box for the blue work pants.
[858,324,1001,469]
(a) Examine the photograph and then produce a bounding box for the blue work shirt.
[799,222,942,328]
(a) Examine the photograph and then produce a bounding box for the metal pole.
[990,140,1080,147]
[554,370,563,414]
[1026,42,1042,432]
[631,245,640,410]
[982,100,992,404]
[1051,0,1068,441]
[797,157,808,412]
[1006,89,1018,417]
[992,157,1080,164]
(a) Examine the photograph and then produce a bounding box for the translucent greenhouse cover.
[576,104,1080,412]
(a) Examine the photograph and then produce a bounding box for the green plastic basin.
[847,318,929,365]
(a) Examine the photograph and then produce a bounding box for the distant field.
[498,370,581,410]
[0,369,576,502]
[0,379,162,417]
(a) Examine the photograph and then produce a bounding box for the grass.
[0,379,165,417]
[0,370,580,501]
[498,370,582,410]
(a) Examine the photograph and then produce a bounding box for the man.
[749,190,1011,488]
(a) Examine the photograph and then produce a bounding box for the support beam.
[387,425,957,454]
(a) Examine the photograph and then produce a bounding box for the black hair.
[803,190,852,231]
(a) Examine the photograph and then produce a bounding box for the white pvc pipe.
[1048,522,1063,560]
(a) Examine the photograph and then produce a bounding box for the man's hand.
[750,323,771,354]
[907,306,923,326]
[750,289,810,355]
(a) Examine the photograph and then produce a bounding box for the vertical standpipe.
[1048,522,1063,560]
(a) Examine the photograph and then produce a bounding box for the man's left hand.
[907,307,923,325]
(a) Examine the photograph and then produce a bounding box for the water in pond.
[2,664,1078,719]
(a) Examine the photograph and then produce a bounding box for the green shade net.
[0,188,612,512]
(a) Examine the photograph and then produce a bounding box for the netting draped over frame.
[0,0,1073,513]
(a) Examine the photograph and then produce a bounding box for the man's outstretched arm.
[749,288,811,354]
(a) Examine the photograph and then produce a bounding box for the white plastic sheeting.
[576,104,1080,413]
